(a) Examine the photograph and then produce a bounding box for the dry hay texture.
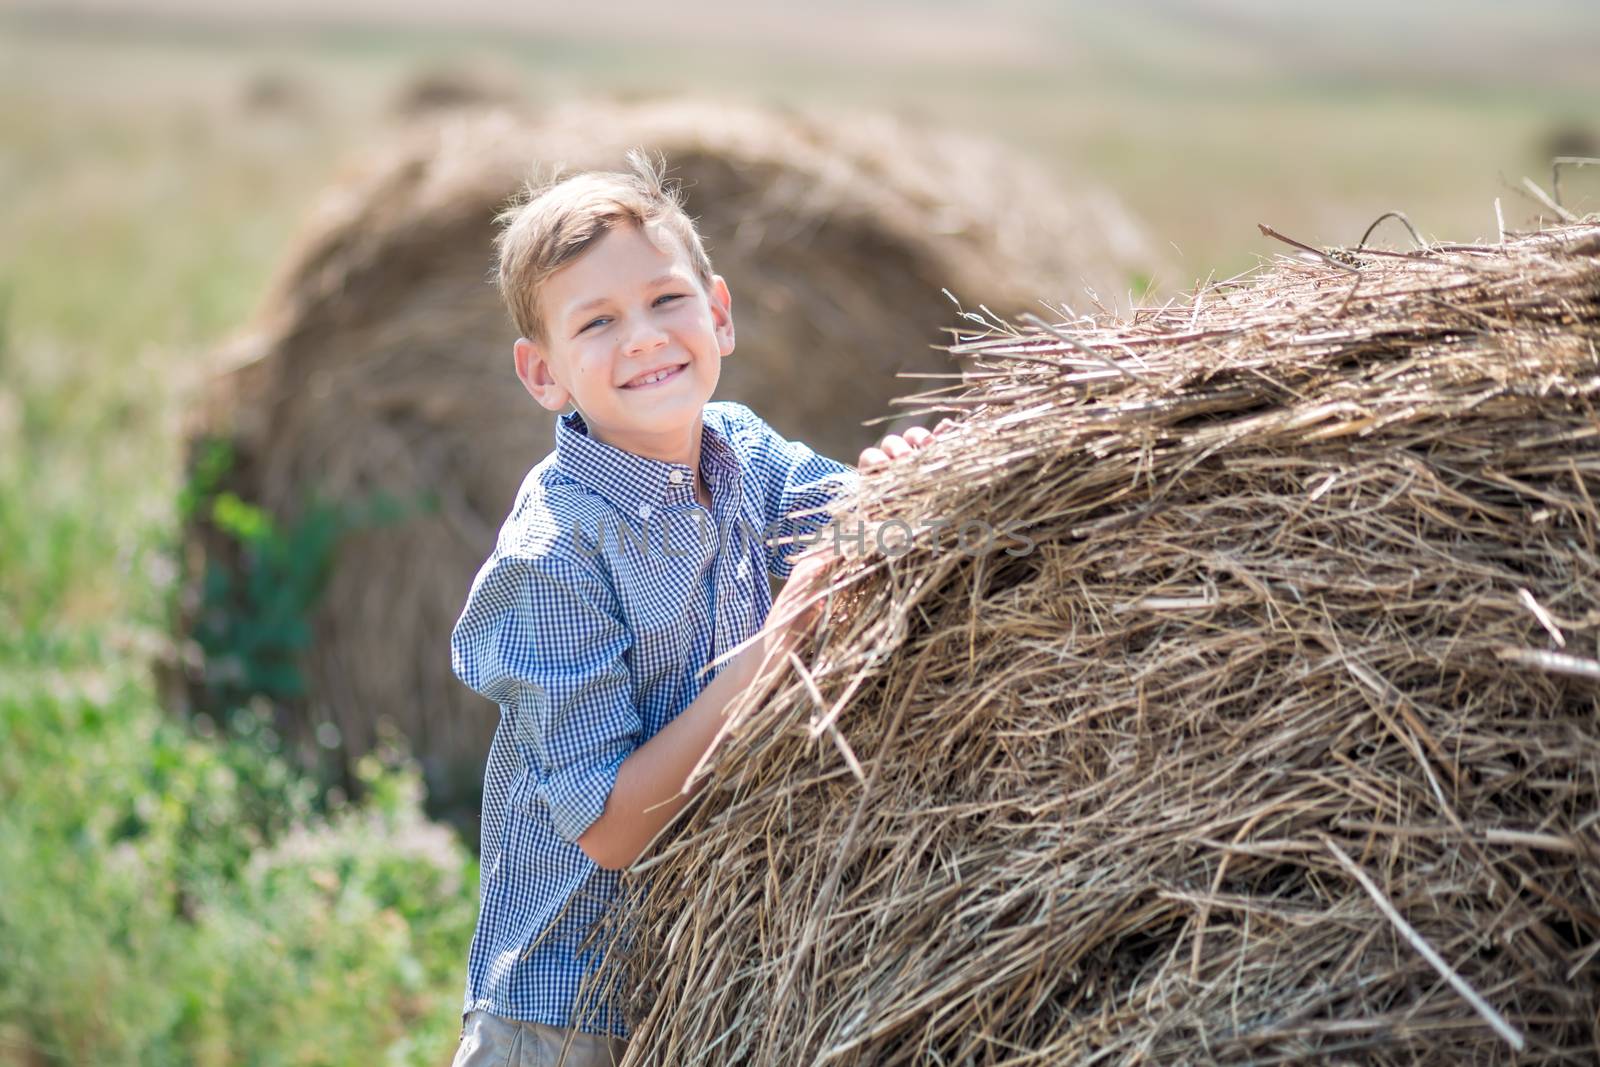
[182,98,1158,816]
[583,223,1600,1065]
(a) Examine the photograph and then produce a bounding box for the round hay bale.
[590,224,1600,1062]
[1540,121,1599,163]
[389,66,526,118]
[238,70,315,118]
[178,99,1163,823]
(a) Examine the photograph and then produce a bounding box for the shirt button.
[637,503,652,519]
[668,470,685,485]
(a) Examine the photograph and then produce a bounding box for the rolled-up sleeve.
[451,551,639,843]
[750,419,858,580]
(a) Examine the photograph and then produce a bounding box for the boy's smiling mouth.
[621,362,688,389]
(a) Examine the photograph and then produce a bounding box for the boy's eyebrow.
[565,275,688,319]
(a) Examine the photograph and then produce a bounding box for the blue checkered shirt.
[450,401,856,1036]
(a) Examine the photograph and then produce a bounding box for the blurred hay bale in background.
[1541,121,1600,164]
[593,224,1600,1063]
[175,98,1162,824]
[238,69,317,118]
[389,66,527,118]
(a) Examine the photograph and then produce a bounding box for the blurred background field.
[1,1,1598,1063]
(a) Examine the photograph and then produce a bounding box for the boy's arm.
[452,541,832,872]
[452,550,643,847]
[576,552,831,870]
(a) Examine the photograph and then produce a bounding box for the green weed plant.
[179,436,422,717]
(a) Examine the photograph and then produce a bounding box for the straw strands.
[176,99,1160,818]
[588,223,1600,1064]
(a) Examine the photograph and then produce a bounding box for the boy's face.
[513,220,734,462]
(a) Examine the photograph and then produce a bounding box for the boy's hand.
[731,543,841,692]
[739,420,958,685]
[763,545,838,646]
[856,420,952,473]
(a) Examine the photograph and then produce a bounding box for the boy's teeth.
[633,366,677,386]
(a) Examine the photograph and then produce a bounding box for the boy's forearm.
[576,639,775,870]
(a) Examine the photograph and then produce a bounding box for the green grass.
[0,668,477,1064]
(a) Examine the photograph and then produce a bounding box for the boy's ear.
[709,275,735,357]
[513,337,571,412]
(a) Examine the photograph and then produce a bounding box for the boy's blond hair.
[494,150,714,342]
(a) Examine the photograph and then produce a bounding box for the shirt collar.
[554,409,740,516]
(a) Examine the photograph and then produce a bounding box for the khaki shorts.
[451,1010,629,1067]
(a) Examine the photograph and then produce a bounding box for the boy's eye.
[654,294,684,306]
[578,316,610,334]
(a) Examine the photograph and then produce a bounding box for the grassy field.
[2,1,1598,1062]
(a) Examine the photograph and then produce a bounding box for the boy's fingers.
[861,426,939,472]
[934,418,957,436]
[858,446,889,472]
[878,434,913,460]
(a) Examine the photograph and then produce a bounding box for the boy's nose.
[623,321,669,357]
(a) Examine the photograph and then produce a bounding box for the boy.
[448,153,934,1066]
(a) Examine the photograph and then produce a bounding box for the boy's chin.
[599,396,709,440]
[620,385,713,420]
